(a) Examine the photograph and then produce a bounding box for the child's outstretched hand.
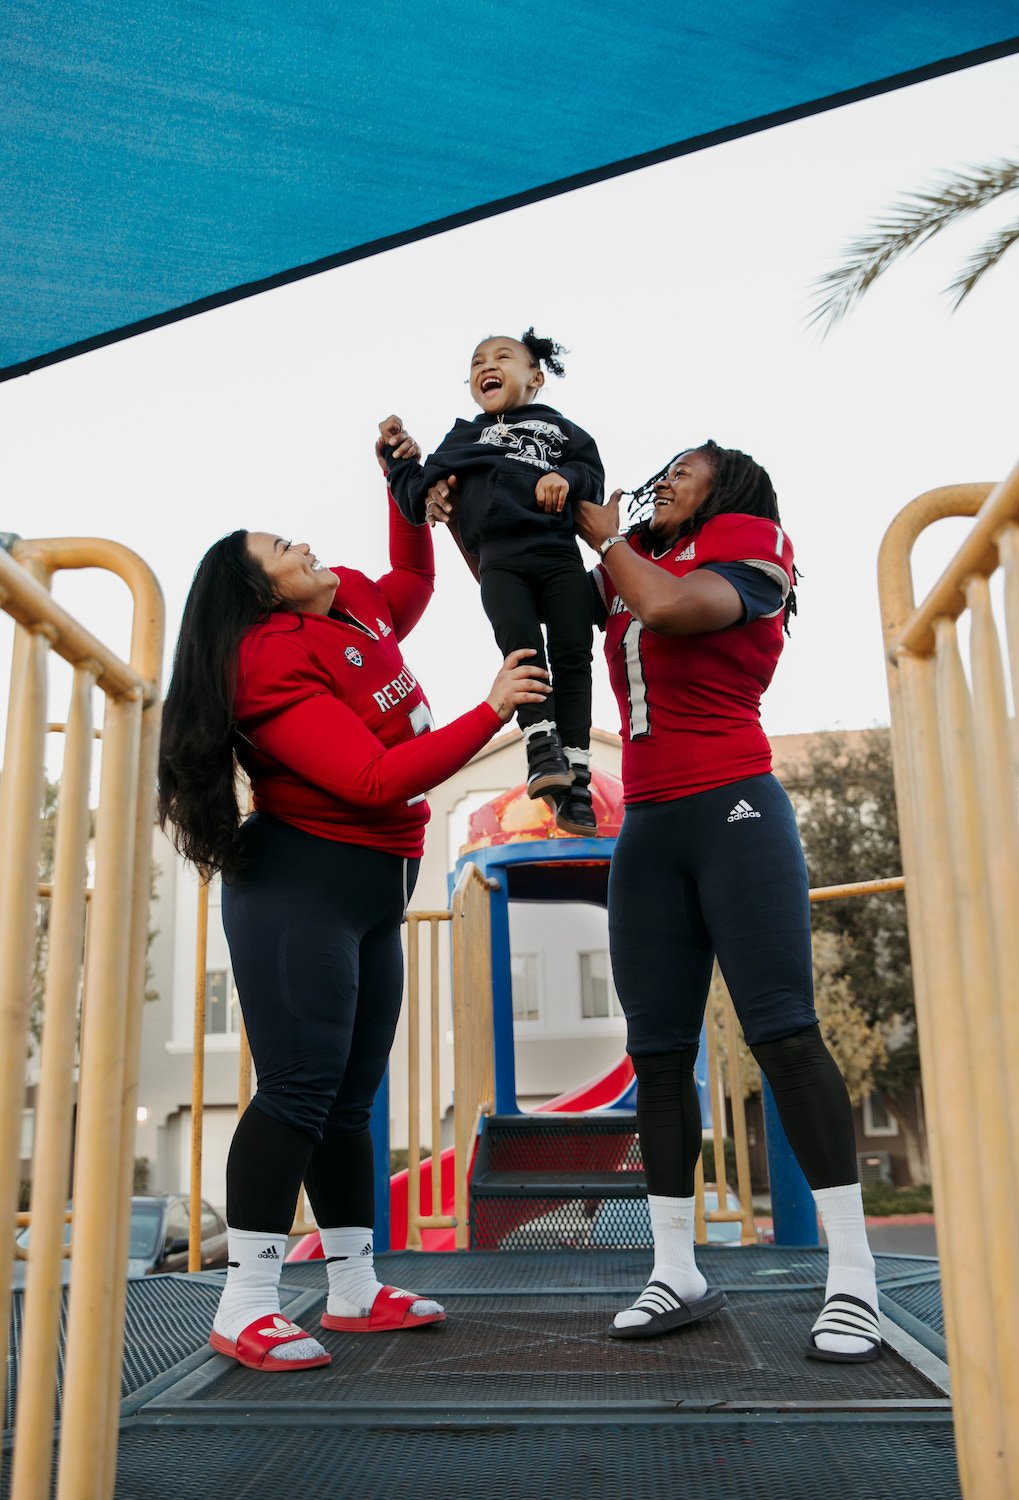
[535,471,570,513]
[425,475,458,527]
[376,414,421,473]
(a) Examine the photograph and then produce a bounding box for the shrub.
[700,1137,738,1186]
[861,1181,933,1216]
[390,1147,431,1175]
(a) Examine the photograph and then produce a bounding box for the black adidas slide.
[805,1292,882,1363]
[607,1281,727,1340]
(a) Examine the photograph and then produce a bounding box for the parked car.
[12,1195,228,1288]
[588,1187,748,1248]
[497,1187,751,1251]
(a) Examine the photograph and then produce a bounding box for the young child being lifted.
[381,328,605,835]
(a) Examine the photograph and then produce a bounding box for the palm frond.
[946,217,1019,308]
[808,158,1019,336]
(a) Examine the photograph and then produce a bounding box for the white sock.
[813,1183,878,1355]
[613,1195,708,1329]
[521,719,556,744]
[213,1228,326,1362]
[562,747,591,769]
[321,1226,443,1320]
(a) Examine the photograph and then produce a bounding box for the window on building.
[205,969,239,1035]
[862,1091,900,1137]
[510,953,541,1023]
[579,951,623,1019]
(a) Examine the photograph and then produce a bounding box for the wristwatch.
[598,534,626,558]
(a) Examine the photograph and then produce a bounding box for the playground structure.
[1,455,1018,1497]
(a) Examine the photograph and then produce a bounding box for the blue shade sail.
[3,1,1017,379]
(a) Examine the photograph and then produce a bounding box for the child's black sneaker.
[524,726,574,800]
[554,764,598,835]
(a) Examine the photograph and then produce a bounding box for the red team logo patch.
[345,646,363,667]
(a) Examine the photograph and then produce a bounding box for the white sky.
[2,50,1017,756]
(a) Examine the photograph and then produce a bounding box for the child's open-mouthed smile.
[469,336,545,415]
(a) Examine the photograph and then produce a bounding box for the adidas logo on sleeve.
[727,799,761,822]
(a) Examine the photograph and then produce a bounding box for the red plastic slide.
[287,1054,636,1259]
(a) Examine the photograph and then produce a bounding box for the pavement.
[862,1215,938,1257]
[752,1206,939,1260]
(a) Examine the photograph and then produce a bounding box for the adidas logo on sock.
[727,799,761,822]
[257,1245,280,1260]
[360,1242,372,1256]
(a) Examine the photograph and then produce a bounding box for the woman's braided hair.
[627,440,798,632]
[519,327,567,378]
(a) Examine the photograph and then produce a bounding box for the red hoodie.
[233,497,500,857]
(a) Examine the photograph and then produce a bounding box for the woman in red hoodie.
[158,419,548,1373]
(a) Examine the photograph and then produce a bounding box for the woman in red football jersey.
[575,442,880,1364]
[157,418,549,1373]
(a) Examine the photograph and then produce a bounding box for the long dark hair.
[158,530,280,878]
[627,439,797,631]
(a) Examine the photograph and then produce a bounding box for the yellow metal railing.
[448,863,498,1250]
[879,463,1019,1500]
[404,911,454,1248]
[0,537,163,1500]
[698,987,757,1245]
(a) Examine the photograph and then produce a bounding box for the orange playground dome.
[462,768,624,852]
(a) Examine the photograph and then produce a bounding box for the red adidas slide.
[209,1313,332,1371]
[321,1284,446,1333]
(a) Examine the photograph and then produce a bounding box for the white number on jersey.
[406,700,436,804]
[621,619,650,739]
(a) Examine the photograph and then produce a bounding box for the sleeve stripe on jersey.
[741,557,791,599]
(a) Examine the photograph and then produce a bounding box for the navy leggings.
[479,552,594,747]
[221,814,418,1231]
[609,774,857,1194]
[609,774,816,1052]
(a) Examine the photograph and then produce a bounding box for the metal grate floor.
[264,1247,942,1294]
[4,1247,956,1500]
[108,1416,959,1500]
[4,1269,313,1431]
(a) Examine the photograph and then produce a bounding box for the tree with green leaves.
[793,729,927,1183]
[712,930,887,1109]
[809,158,1019,334]
[713,729,928,1183]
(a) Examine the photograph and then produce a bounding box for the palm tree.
[808,158,1019,334]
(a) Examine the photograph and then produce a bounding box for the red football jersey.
[233,499,500,855]
[599,513,795,803]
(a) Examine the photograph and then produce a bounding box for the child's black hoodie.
[386,404,604,571]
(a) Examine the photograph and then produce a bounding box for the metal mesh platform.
[4,1247,955,1500]
[109,1416,959,1500]
[881,1277,945,1337]
[471,1114,646,1249]
[3,1269,313,1431]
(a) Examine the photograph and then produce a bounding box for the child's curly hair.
[519,327,567,378]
